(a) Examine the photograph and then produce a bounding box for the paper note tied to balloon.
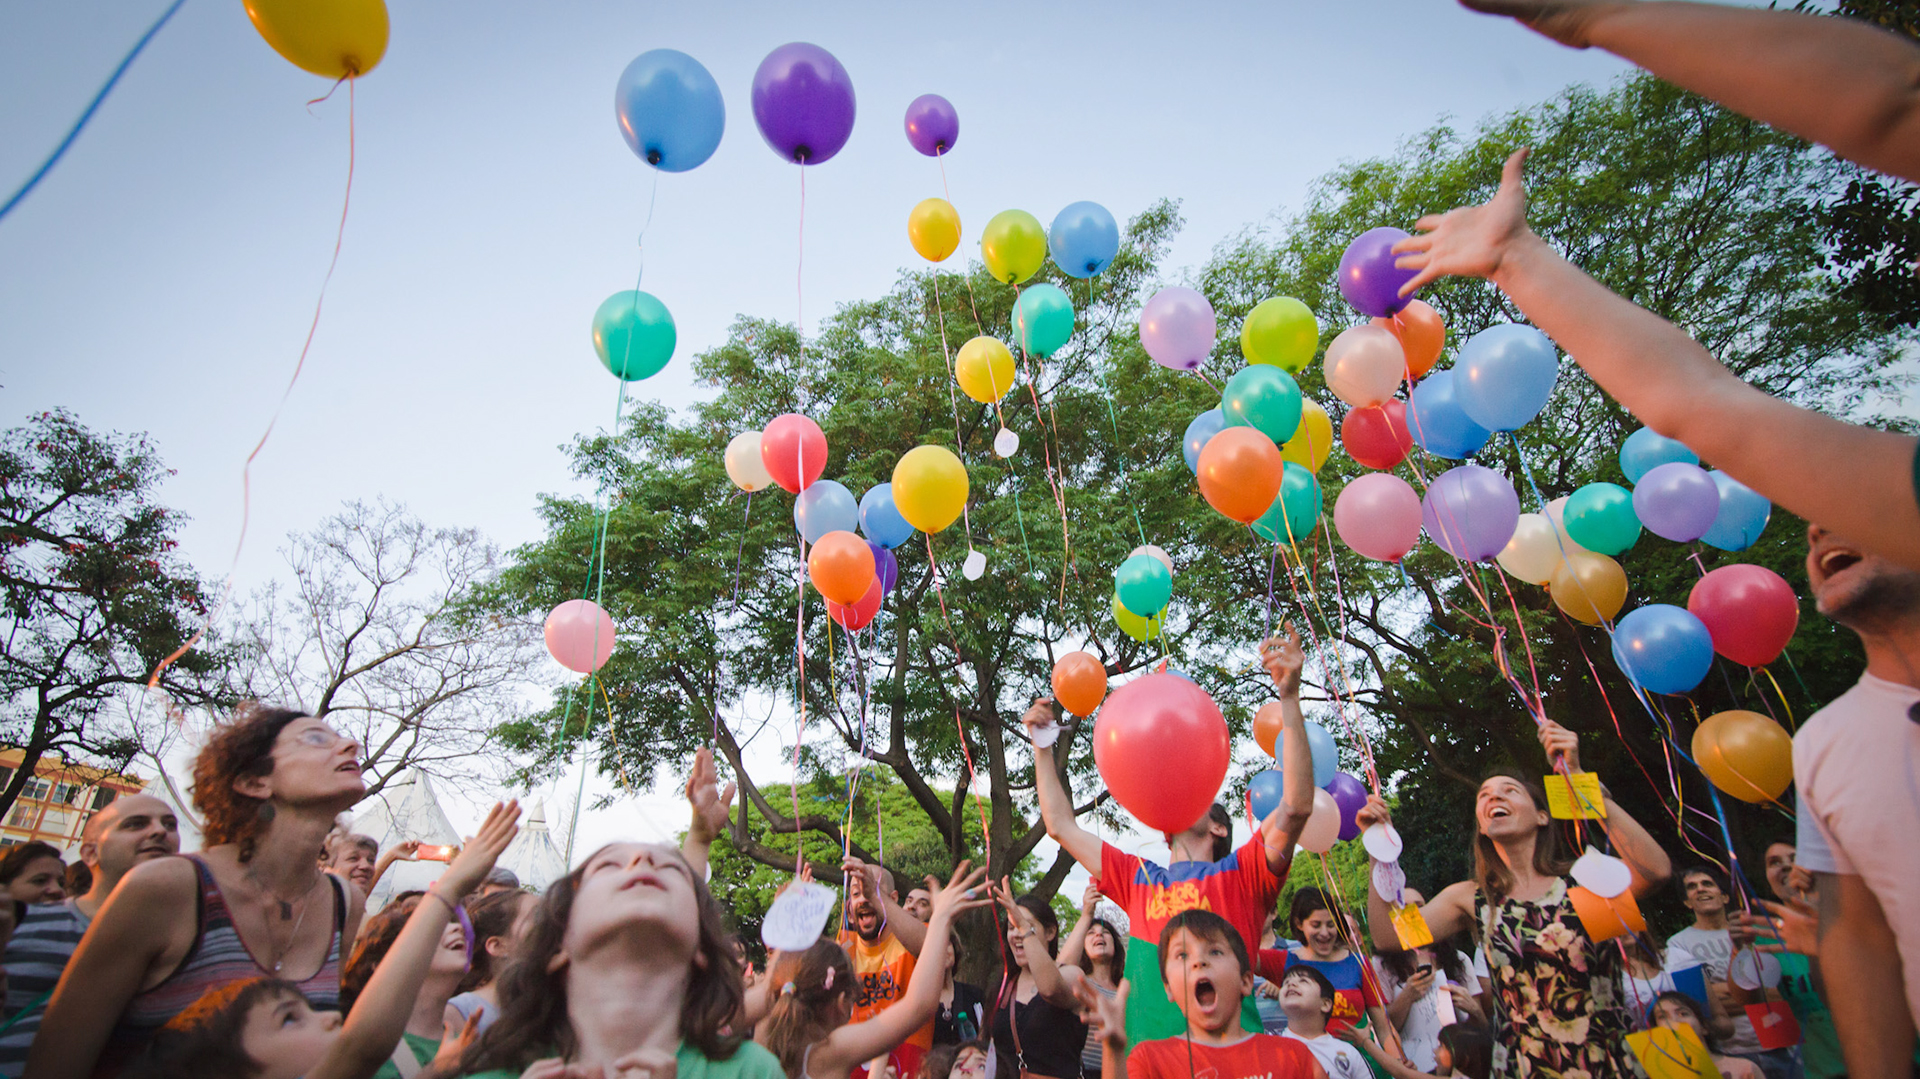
[761,881,838,951]
[1390,903,1434,950]
[1568,884,1646,942]
[1627,1025,1721,1079]
[1545,772,1607,819]
[1745,1001,1802,1050]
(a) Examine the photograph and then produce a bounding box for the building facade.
[0,751,148,858]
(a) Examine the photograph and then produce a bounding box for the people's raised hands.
[1260,623,1305,698]
[684,747,736,844]
[1021,697,1060,741]
[929,861,992,922]
[1536,718,1582,772]
[389,839,422,862]
[1081,877,1102,917]
[1074,976,1129,1054]
[439,801,521,899]
[1355,794,1394,833]
[1391,149,1534,296]
[424,1009,483,1078]
[1738,896,1818,957]
[1456,0,1613,48]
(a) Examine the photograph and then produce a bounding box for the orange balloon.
[1692,710,1793,804]
[807,531,875,606]
[1196,427,1284,525]
[1374,300,1445,381]
[1253,701,1285,757]
[1550,551,1628,626]
[1051,651,1108,716]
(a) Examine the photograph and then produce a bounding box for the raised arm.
[1057,878,1101,971]
[993,877,1085,1009]
[371,840,421,890]
[1355,797,1476,953]
[681,747,737,879]
[1258,625,1317,874]
[1392,149,1920,570]
[1073,978,1130,1079]
[843,857,929,957]
[1339,1025,1431,1079]
[1536,721,1671,899]
[1022,697,1104,873]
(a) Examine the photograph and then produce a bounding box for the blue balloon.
[1619,428,1699,484]
[1049,201,1120,279]
[857,483,916,548]
[1700,471,1771,551]
[614,50,725,172]
[1303,720,1337,787]
[1611,604,1714,694]
[870,543,898,595]
[794,480,858,544]
[1455,324,1559,432]
[1182,409,1226,475]
[1249,768,1286,822]
[1408,369,1492,459]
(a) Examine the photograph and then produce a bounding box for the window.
[92,788,117,811]
[21,778,49,802]
[53,783,80,806]
[6,804,35,828]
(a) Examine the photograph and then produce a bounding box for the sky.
[0,1,1642,871]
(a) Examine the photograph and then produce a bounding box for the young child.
[915,1039,991,1079]
[122,802,520,1079]
[1339,1022,1494,1079]
[1095,909,1326,1079]
[757,864,990,1079]
[1258,889,1390,1038]
[1279,965,1372,1079]
[443,887,538,1038]
[1652,992,1765,1079]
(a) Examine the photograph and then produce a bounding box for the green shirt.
[462,1039,785,1079]
[373,1032,441,1079]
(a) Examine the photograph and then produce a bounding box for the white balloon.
[725,431,774,492]
[962,549,987,580]
[1298,788,1342,854]
[1372,859,1407,905]
[1497,513,1563,586]
[1322,324,1406,408]
[1362,822,1404,862]
[1129,544,1175,576]
[1543,496,1593,557]
[994,427,1020,458]
[1570,846,1634,899]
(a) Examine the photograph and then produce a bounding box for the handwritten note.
[1545,772,1607,819]
[761,881,838,952]
[1390,903,1434,950]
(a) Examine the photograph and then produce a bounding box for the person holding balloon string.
[1023,625,1320,1044]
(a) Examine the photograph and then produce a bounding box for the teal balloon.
[592,290,676,380]
[1564,482,1642,555]
[1114,553,1173,618]
[1011,283,1074,357]
[1220,365,1303,446]
[1251,463,1322,544]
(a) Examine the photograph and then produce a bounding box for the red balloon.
[760,413,827,494]
[1092,672,1229,834]
[1341,400,1413,470]
[1688,564,1799,667]
[826,578,883,630]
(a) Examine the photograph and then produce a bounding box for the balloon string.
[1760,667,1796,731]
[0,0,187,224]
[793,532,810,874]
[1085,275,1148,548]
[729,491,753,612]
[934,152,992,338]
[1780,650,1819,713]
[1008,282,1075,597]
[928,274,976,547]
[797,163,807,389]
[922,532,995,870]
[590,381,631,610]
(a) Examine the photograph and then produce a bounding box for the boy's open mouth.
[1192,976,1216,1009]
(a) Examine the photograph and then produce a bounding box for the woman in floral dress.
[1355,720,1674,1079]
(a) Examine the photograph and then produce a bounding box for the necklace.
[248,865,322,921]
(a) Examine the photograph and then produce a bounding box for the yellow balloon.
[908,198,961,263]
[1280,398,1333,472]
[1550,551,1628,626]
[981,210,1047,284]
[244,0,390,78]
[1112,593,1165,642]
[1693,710,1793,804]
[955,336,1016,404]
[1242,297,1319,373]
[892,445,969,533]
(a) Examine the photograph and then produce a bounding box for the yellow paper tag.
[1627,1025,1722,1079]
[1390,903,1434,950]
[1545,772,1607,819]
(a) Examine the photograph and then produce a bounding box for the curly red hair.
[190,703,308,862]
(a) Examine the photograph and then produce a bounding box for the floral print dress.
[1476,876,1640,1079]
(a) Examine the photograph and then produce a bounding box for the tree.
[0,410,233,817]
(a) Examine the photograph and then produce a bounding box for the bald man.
[0,794,178,1074]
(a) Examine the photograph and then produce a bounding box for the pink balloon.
[544,599,616,673]
[1334,473,1422,562]
[1093,672,1229,834]
[1298,788,1342,854]
[1139,287,1218,371]
[1687,564,1800,667]
[1323,324,1405,408]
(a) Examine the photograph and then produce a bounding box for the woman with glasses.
[25,704,369,1078]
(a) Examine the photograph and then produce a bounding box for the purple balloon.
[1338,227,1420,318]
[1138,286,1217,371]
[870,542,898,595]
[1325,772,1369,842]
[751,43,856,165]
[1421,464,1520,561]
[1632,461,1721,542]
[903,93,958,156]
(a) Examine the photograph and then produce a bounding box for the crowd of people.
[2,0,1918,1076]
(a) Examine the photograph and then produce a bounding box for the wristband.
[1029,721,1062,749]
[422,887,458,914]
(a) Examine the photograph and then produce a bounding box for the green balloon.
[1011,283,1075,358]
[1564,482,1642,555]
[1241,297,1319,374]
[592,290,676,381]
[1112,592,1165,642]
[1220,364,1303,446]
[1252,463,1323,544]
[1114,553,1172,618]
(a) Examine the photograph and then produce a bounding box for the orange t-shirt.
[838,926,933,1051]
[1127,1031,1325,1079]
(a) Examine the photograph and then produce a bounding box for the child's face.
[1087,923,1112,960]
[1298,909,1342,956]
[1278,971,1332,1024]
[430,919,469,976]
[950,1046,989,1079]
[1160,927,1252,1036]
[569,843,701,961]
[241,993,341,1079]
[1653,998,1706,1041]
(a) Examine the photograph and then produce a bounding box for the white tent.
[496,801,568,893]
[350,769,464,910]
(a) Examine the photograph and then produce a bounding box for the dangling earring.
[257,802,276,824]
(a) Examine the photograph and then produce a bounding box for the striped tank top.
[101,854,345,1068]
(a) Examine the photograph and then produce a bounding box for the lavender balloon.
[1325,772,1369,842]
[1338,227,1419,318]
[751,43,856,165]
[1632,461,1721,542]
[902,93,958,156]
[870,542,899,595]
[1421,464,1520,561]
[1139,287,1217,371]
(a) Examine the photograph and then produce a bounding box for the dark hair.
[191,703,308,862]
[760,940,856,1078]
[1377,935,1469,986]
[65,860,93,896]
[460,888,533,992]
[1209,803,1233,862]
[0,841,63,886]
[1654,991,1722,1052]
[455,843,746,1074]
[1281,963,1337,1015]
[1287,886,1338,943]
[997,895,1060,976]
[1156,909,1250,984]
[340,895,421,1012]
[1678,864,1729,894]
[124,977,307,1079]
[1437,1021,1494,1079]
[1473,771,1572,904]
[918,1038,993,1079]
[1087,916,1127,983]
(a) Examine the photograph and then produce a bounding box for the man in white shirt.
[1792,524,1920,1079]
[1665,866,1791,1079]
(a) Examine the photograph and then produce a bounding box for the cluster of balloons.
[1247,707,1368,854]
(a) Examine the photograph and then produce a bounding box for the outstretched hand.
[1391,149,1535,296]
[1075,976,1129,1054]
[1537,718,1582,772]
[1356,794,1393,833]
[929,861,992,922]
[685,747,737,844]
[439,801,521,898]
[1456,0,1613,47]
[1260,623,1305,697]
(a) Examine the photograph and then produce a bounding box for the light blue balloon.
[1701,471,1771,551]
[1114,553,1173,618]
[1455,323,1559,432]
[614,50,725,173]
[1611,603,1715,694]
[1303,720,1337,787]
[1249,768,1286,822]
[858,483,916,549]
[1182,409,1226,475]
[1049,201,1120,279]
[794,480,858,544]
[1011,284,1075,357]
[1407,369,1492,459]
[1619,428,1699,484]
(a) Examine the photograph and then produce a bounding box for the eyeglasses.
[291,726,349,750]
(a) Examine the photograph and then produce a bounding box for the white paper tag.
[760,881,837,952]
[1029,720,1062,749]
[1373,859,1407,905]
[963,549,987,580]
[994,428,1020,458]
[1362,823,1404,862]
[1570,846,1633,899]
[1730,949,1783,991]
